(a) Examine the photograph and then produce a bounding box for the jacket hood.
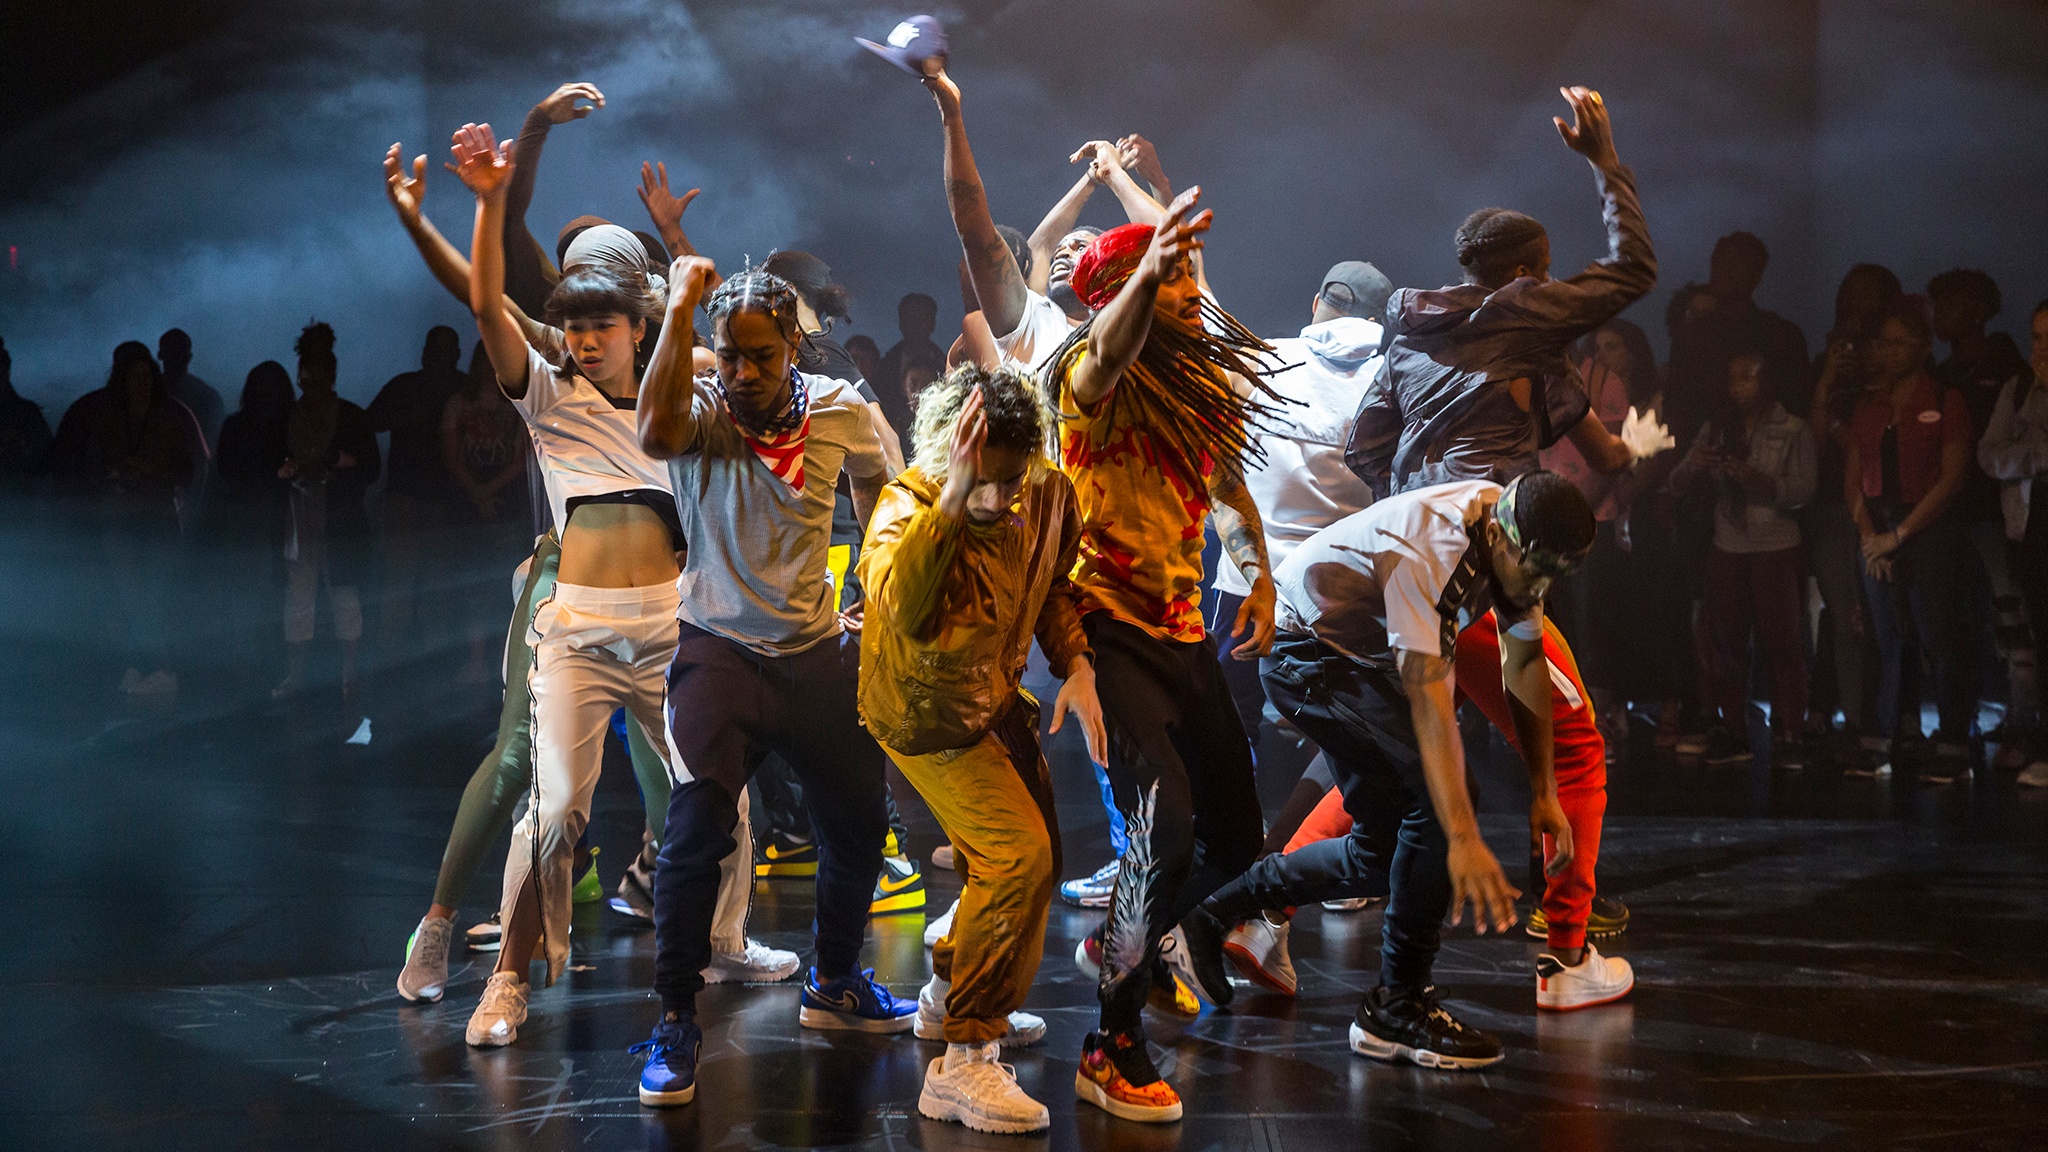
[1298,316,1384,368]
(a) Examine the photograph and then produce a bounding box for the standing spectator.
[843,334,884,393]
[47,341,200,695]
[1665,233,1812,443]
[0,337,53,497]
[211,362,295,653]
[276,322,380,702]
[1844,301,1975,782]
[879,292,946,430]
[368,325,465,663]
[1929,269,2035,751]
[159,329,223,453]
[1671,352,1816,766]
[1978,300,2048,785]
[440,340,531,683]
[1806,264,1904,767]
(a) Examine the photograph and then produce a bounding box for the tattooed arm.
[923,69,1031,342]
[1207,466,1274,660]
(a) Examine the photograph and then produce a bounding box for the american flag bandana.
[718,370,811,491]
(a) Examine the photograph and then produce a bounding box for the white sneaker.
[913,975,1047,1045]
[917,1045,1050,1134]
[1156,927,1212,1009]
[465,971,529,1046]
[702,938,801,984]
[1322,895,1382,913]
[2017,761,2048,788]
[466,914,502,953]
[396,916,454,1003]
[1535,944,1635,1011]
[1223,915,1297,996]
[924,898,959,949]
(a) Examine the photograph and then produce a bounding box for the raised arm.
[508,83,602,232]
[1519,87,1658,333]
[1071,140,1164,227]
[450,124,531,399]
[638,256,716,459]
[637,161,702,260]
[1117,134,1173,202]
[386,143,553,353]
[1027,174,1098,296]
[922,69,1031,341]
[1070,187,1209,408]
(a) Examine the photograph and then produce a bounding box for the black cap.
[1318,261,1394,321]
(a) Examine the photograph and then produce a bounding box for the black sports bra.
[565,488,685,552]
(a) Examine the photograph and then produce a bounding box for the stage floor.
[4,640,2047,1152]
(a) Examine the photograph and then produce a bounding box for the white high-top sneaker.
[913,975,1047,1045]
[918,1042,1050,1134]
[703,938,801,984]
[1535,944,1635,1011]
[1223,914,1298,996]
[465,971,530,1047]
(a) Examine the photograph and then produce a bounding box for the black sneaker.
[1702,725,1753,765]
[1171,909,1235,1008]
[1349,985,1504,1070]
[1525,894,1630,940]
[1771,732,1807,770]
[1844,739,1892,778]
[1920,743,1971,785]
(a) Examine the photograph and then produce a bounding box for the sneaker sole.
[1074,938,1101,981]
[870,891,928,915]
[465,1022,521,1048]
[639,1082,696,1107]
[919,1085,1050,1134]
[1523,920,1629,941]
[703,961,801,985]
[1536,976,1636,1012]
[755,861,820,877]
[1347,1021,1503,1070]
[1703,753,1753,765]
[798,1006,916,1034]
[1222,941,1298,997]
[1061,892,1114,908]
[608,896,654,921]
[1073,1073,1183,1123]
[395,973,445,1003]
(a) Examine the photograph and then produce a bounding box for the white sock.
[922,974,949,1004]
[943,1041,995,1072]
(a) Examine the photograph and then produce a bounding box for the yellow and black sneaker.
[1525,894,1631,941]
[754,832,820,877]
[870,855,927,915]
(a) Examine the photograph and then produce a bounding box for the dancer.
[635,257,907,1108]
[1035,193,1279,1123]
[445,121,690,1048]
[1189,474,1588,1068]
[857,364,1107,1133]
[383,142,787,1006]
[1341,85,1666,984]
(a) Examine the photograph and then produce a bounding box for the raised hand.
[1620,406,1674,461]
[1553,85,1619,168]
[666,254,717,312]
[1139,186,1211,283]
[637,161,701,233]
[383,142,426,223]
[936,384,986,522]
[447,123,516,199]
[1068,139,1125,185]
[921,67,962,118]
[537,82,605,124]
[1116,133,1170,195]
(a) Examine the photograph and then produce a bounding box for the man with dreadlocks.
[1341,86,1666,1013]
[632,256,910,1108]
[1044,189,1281,1124]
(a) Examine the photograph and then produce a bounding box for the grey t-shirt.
[668,372,887,656]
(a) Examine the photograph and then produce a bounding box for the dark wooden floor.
[4,514,2046,1151]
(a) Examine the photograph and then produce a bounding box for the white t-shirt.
[1273,479,1540,674]
[506,344,675,532]
[666,373,888,656]
[994,289,1077,372]
[1215,317,1382,598]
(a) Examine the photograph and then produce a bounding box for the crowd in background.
[1,232,2046,783]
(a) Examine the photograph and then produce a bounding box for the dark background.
[3,0,2046,407]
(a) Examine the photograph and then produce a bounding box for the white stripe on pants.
[505,580,677,985]
[666,715,755,956]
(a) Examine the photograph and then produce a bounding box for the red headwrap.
[1068,222,1156,311]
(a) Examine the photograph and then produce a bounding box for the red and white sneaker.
[1535,944,1635,1011]
[1223,915,1297,996]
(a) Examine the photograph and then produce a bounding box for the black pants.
[1085,614,1263,1032]
[653,623,888,1016]
[1204,634,1450,999]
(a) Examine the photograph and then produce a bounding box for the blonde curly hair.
[910,362,1048,484]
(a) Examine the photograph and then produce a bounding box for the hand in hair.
[1553,85,1619,169]
[637,162,700,238]
[935,384,986,524]
[537,82,605,124]
[383,143,426,224]
[447,123,516,199]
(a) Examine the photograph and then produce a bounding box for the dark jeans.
[1207,590,1270,739]
[1085,614,1263,1033]
[1703,545,1809,733]
[653,624,889,1016]
[1862,508,1977,743]
[1204,634,1449,1000]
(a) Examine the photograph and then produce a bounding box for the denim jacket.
[1676,403,1815,554]
[1979,372,2048,540]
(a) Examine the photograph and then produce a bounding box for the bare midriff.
[557,502,680,588]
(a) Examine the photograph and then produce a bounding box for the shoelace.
[479,976,523,1015]
[411,922,449,966]
[953,1059,1027,1096]
[628,1027,694,1061]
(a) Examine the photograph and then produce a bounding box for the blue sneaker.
[1059,859,1119,908]
[798,967,917,1034]
[631,1018,700,1106]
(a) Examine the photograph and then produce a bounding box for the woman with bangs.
[442,121,687,1048]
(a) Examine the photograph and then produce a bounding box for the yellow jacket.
[856,465,1090,755]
